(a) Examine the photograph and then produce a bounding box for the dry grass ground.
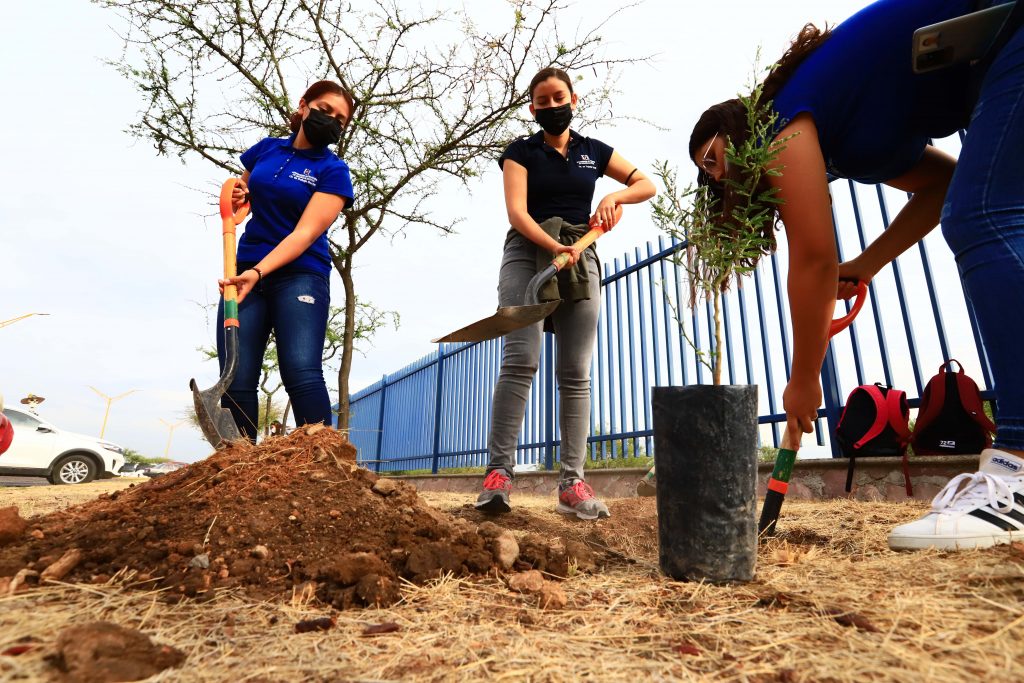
[0,481,1022,682]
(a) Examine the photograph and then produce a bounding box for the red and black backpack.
[912,359,995,456]
[835,383,913,495]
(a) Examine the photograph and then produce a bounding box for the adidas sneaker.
[888,449,1024,550]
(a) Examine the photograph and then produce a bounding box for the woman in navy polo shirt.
[475,67,657,520]
[690,0,1024,549]
[217,80,354,440]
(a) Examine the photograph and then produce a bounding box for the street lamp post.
[159,419,187,458]
[88,387,139,439]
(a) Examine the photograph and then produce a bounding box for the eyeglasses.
[701,132,719,175]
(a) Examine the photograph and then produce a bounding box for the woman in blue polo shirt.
[689,0,1024,549]
[217,80,354,440]
[475,67,657,519]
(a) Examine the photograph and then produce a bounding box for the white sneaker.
[888,449,1024,551]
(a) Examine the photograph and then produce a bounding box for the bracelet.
[252,267,263,282]
[624,168,638,185]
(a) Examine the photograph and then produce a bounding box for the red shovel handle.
[219,178,250,226]
[551,205,624,271]
[829,280,868,338]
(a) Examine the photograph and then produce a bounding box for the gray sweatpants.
[486,233,600,483]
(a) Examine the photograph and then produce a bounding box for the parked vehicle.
[142,461,186,478]
[0,406,125,485]
[118,462,146,475]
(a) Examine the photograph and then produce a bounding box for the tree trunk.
[335,252,357,430]
[282,399,292,430]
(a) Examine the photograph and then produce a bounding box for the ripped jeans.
[217,266,332,440]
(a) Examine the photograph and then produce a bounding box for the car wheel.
[49,454,97,485]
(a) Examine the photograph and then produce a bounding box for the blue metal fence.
[347,158,993,472]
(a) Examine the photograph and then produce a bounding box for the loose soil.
[0,428,597,608]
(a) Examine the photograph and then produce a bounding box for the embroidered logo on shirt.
[576,153,598,171]
[289,168,318,186]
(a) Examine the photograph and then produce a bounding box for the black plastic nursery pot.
[652,385,759,583]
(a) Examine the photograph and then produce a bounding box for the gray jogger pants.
[485,233,599,483]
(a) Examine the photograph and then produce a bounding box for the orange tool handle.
[219,177,250,227]
[551,205,623,271]
[829,280,868,338]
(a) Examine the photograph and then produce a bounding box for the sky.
[1,0,921,462]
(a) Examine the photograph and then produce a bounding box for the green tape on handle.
[770,448,797,483]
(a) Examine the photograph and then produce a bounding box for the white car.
[0,406,125,485]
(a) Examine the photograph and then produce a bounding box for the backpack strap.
[912,362,950,442]
[854,384,889,449]
[886,389,912,444]
[952,364,997,435]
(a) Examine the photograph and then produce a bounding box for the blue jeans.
[217,268,332,440]
[942,26,1024,450]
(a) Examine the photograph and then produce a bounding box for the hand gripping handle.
[829,280,868,338]
[551,205,624,271]
[219,177,250,229]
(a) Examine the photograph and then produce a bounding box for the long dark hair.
[689,23,832,251]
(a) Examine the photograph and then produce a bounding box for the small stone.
[41,549,83,582]
[189,554,210,569]
[538,582,568,610]
[192,543,205,556]
[309,471,329,481]
[91,574,111,585]
[251,545,270,560]
[304,424,327,436]
[218,568,230,580]
[0,506,28,545]
[508,570,544,594]
[329,509,342,518]
[288,515,298,522]
[30,529,44,540]
[372,478,399,496]
[492,532,520,570]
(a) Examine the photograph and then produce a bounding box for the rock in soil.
[538,581,568,610]
[0,506,28,545]
[0,429,574,608]
[508,570,545,594]
[51,621,184,682]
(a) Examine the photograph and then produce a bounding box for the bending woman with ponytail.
[691,0,1024,550]
[217,80,355,440]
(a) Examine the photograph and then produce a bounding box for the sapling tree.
[651,74,788,386]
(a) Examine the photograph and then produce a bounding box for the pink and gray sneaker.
[475,469,512,514]
[557,479,610,520]
[888,448,1024,550]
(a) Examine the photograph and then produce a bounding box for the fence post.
[430,344,446,475]
[374,374,387,473]
[544,333,555,471]
[819,344,844,458]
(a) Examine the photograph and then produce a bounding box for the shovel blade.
[190,378,241,448]
[432,301,560,343]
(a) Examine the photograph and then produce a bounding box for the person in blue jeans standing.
[217,80,354,440]
[688,0,1024,549]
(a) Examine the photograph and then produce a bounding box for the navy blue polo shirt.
[498,130,614,225]
[237,136,354,276]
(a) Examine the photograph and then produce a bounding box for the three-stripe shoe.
[888,449,1024,550]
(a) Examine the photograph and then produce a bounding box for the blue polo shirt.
[771,0,975,183]
[498,130,614,225]
[237,136,354,277]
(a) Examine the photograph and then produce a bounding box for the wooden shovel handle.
[218,178,249,327]
[551,205,623,271]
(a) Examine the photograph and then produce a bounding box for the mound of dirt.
[0,427,586,608]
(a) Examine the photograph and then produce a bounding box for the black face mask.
[534,103,573,136]
[302,107,342,147]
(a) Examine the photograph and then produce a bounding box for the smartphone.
[913,2,1015,73]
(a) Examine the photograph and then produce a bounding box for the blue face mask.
[534,103,573,135]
